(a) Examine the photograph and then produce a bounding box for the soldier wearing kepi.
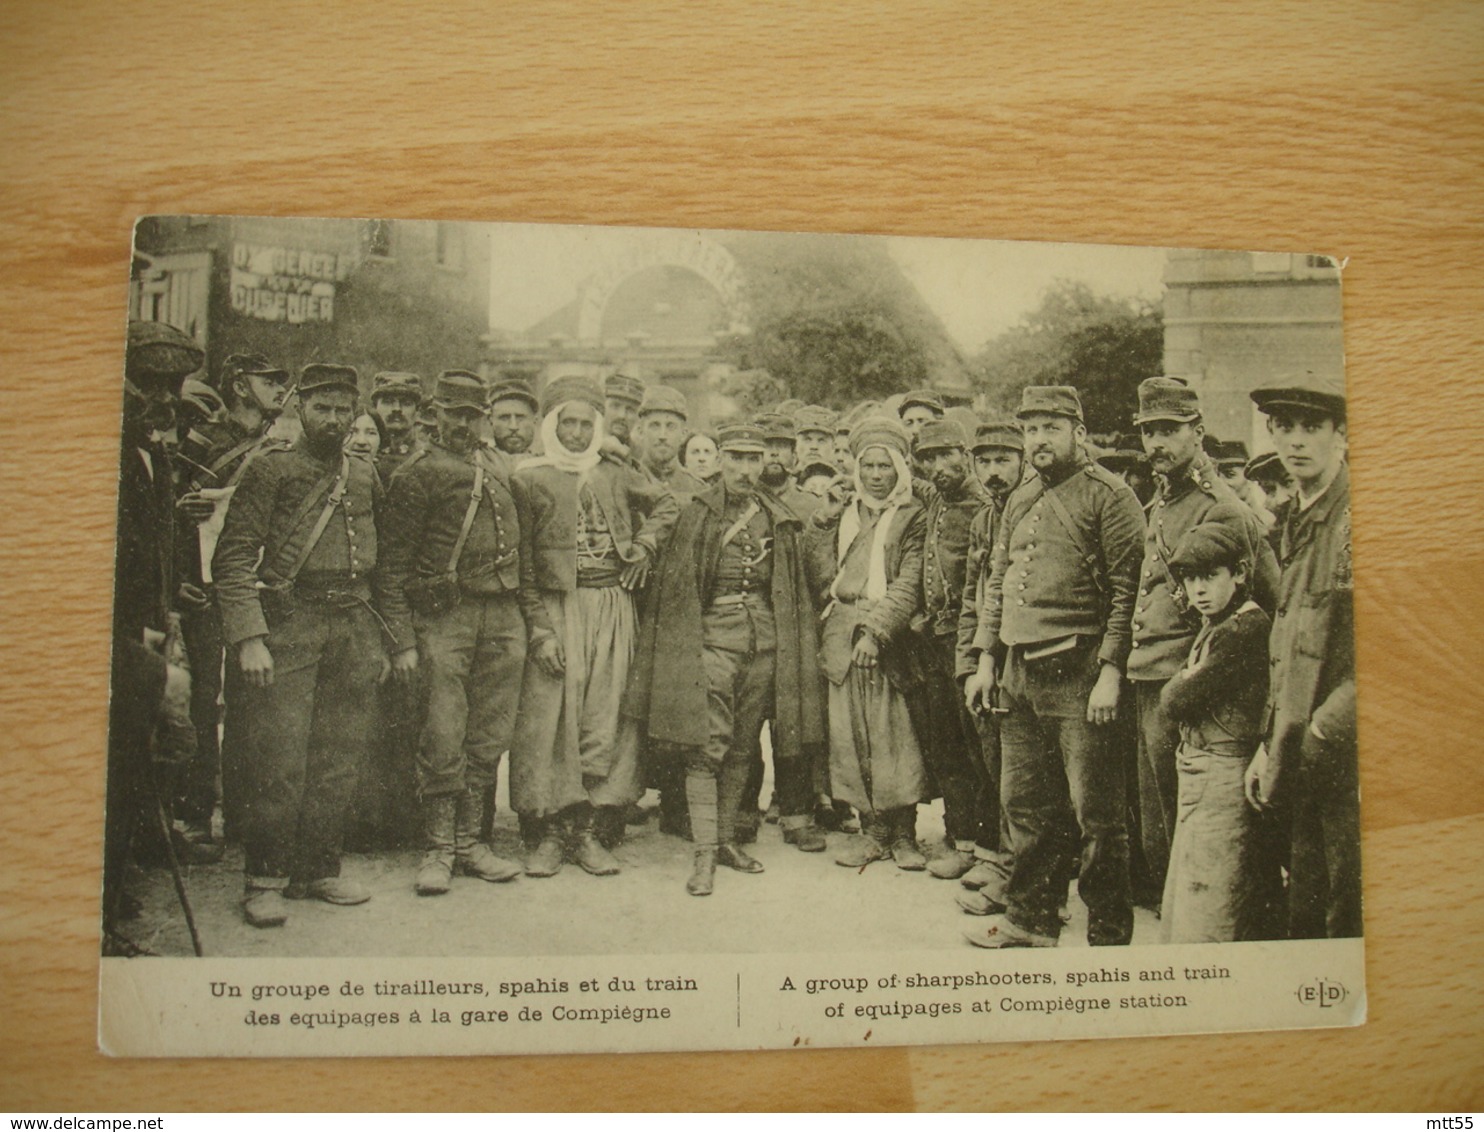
[637,385,708,505]
[212,363,390,928]
[963,386,1145,948]
[487,378,539,457]
[603,363,646,450]
[378,371,525,895]
[909,418,993,878]
[368,371,423,481]
[510,376,679,877]
[631,423,827,894]
[1244,371,1360,939]
[1127,377,1277,914]
[794,405,838,470]
[954,420,1026,906]
[755,411,825,525]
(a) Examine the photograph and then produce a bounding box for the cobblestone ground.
[114,791,1159,959]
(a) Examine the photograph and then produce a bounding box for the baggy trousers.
[239,599,383,882]
[1000,643,1133,945]
[415,590,526,798]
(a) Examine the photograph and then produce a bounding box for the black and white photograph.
[100,216,1364,1056]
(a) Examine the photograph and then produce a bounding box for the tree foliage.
[974,280,1163,435]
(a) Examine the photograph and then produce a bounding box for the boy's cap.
[1168,520,1248,576]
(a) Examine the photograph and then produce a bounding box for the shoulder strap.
[207,435,264,478]
[280,455,351,583]
[720,500,761,549]
[1041,477,1107,596]
[445,461,485,573]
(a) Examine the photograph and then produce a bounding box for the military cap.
[913,417,970,454]
[431,369,488,410]
[1016,385,1083,422]
[298,363,360,397]
[1251,370,1346,421]
[850,416,911,458]
[972,419,1024,454]
[542,375,604,417]
[776,398,807,416]
[1207,438,1250,467]
[795,404,837,434]
[214,352,277,392]
[717,422,767,453]
[898,389,946,417]
[1095,431,1148,474]
[1244,451,1291,486]
[488,378,539,414]
[416,399,438,426]
[1134,376,1201,425]
[604,364,646,406]
[1167,520,1250,577]
[179,379,225,420]
[126,320,204,389]
[638,384,689,421]
[370,371,422,399]
[800,460,839,481]
[753,412,798,443]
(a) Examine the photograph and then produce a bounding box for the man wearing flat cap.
[898,389,946,438]
[487,378,539,458]
[213,362,389,928]
[509,376,679,878]
[603,363,646,449]
[105,322,204,945]
[630,423,827,893]
[378,370,526,895]
[1127,377,1278,915]
[963,385,1146,948]
[952,419,1026,903]
[909,418,994,878]
[369,371,424,481]
[1245,371,1360,940]
[637,385,707,505]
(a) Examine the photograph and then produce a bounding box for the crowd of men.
[107,318,1359,952]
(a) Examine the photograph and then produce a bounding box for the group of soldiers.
[107,318,1358,951]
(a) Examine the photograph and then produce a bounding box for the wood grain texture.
[2,0,1481,1111]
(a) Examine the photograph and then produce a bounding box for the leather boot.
[890,807,927,871]
[686,848,717,896]
[415,794,457,896]
[455,789,520,883]
[572,805,620,876]
[717,843,764,873]
[593,805,625,850]
[834,811,891,868]
[525,815,565,878]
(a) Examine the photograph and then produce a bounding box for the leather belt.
[711,592,767,607]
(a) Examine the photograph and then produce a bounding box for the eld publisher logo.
[1294,978,1349,1008]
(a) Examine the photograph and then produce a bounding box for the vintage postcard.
[101,217,1363,1056]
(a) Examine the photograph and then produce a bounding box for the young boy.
[1158,521,1282,942]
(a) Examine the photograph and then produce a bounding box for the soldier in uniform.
[368,371,423,481]
[105,321,202,944]
[1126,377,1277,913]
[963,386,1145,947]
[908,419,993,878]
[955,420,1025,908]
[898,389,945,439]
[172,353,292,851]
[379,371,525,895]
[1244,372,1359,939]
[509,377,679,877]
[754,412,825,525]
[631,423,827,893]
[794,405,837,469]
[603,364,646,450]
[212,363,389,928]
[488,378,539,457]
[637,385,708,504]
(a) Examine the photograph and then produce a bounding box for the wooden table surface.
[2,1,1481,1112]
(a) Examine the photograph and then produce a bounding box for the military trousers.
[999,642,1133,946]
[239,598,383,883]
[415,590,526,799]
[912,631,990,845]
[1133,679,1180,904]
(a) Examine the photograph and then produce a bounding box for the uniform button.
[1131,641,1141,649]
[1132,622,1141,631]
[1017,598,1026,606]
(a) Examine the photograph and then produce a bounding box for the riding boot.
[455,788,521,882]
[415,794,458,895]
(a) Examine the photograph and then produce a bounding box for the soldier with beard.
[173,354,292,851]
[213,364,390,928]
[754,412,824,524]
[955,420,1026,910]
[369,371,423,481]
[488,379,539,457]
[908,419,992,878]
[380,371,525,895]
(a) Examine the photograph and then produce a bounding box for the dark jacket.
[1129,453,1279,681]
[1265,464,1356,779]
[974,456,1146,670]
[955,494,1006,677]
[919,476,991,639]
[377,442,522,646]
[1160,599,1271,758]
[628,483,826,759]
[212,440,383,646]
